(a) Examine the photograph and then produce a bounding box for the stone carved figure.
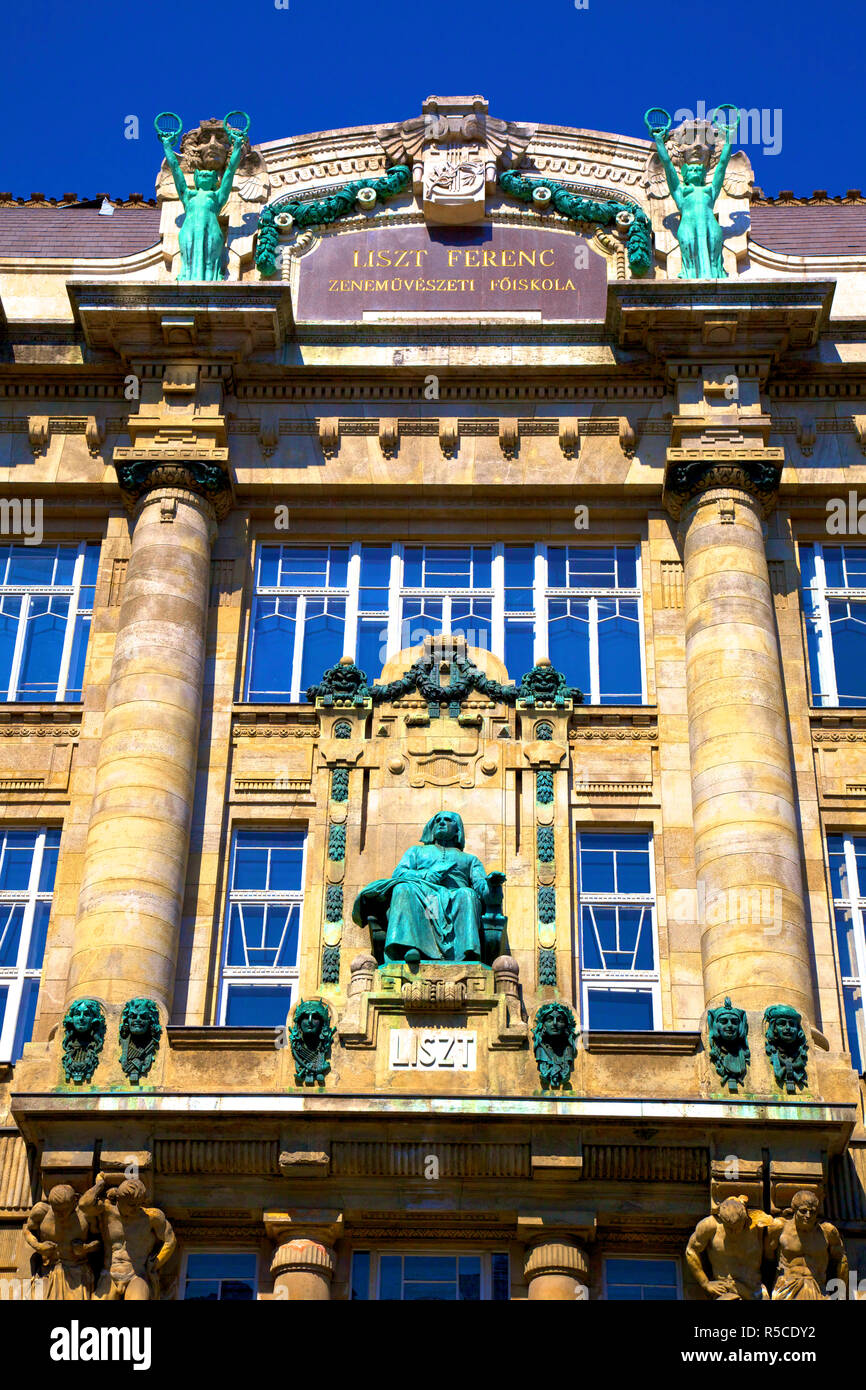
[686,1197,769,1300]
[289,999,336,1086]
[532,1002,577,1090]
[764,1004,809,1093]
[351,811,503,964]
[61,998,106,1084]
[119,998,162,1085]
[766,1190,849,1300]
[80,1173,176,1301]
[23,1185,101,1301]
[158,121,246,280]
[645,108,740,279]
[707,997,750,1093]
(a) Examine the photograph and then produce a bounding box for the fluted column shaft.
[681,483,814,1019]
[66,483,216,1013]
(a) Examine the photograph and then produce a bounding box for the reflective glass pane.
[299,601,346,695]
[12,977,39,1062]
[0,831,37,890]
[357,617,387,682]
[504,619,534,685]
[247,597,296,702]
[586,987,654,1031]
[0,903,25,967]
[17,596,69,699]
[224,985,292,1027]
[351,1251,371,1301]
[26,901,51,969]
[844,984,865,1073]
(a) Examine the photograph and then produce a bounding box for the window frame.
[0,826,58,1063]
[179,1248,260,1301]
[801,541,866,708]
[350,1248,510,1301]
[576,829,661,1031]
[0,542,96,703]
[217,827,307,1026]
[601,1254,682,1300]
[827,831,866,1073]
[246,540,646,705]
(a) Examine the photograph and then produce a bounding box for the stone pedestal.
[66,479,217,1013]
[679,477,814,1019]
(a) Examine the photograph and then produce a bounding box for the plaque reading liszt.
[296,224,607,320]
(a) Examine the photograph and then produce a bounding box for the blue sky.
[1,0,858,198]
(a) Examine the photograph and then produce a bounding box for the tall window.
[246,542,644,704]
[350,1251,510,1301]
[182,1252,257,1301]
[545,545,643,704]
[827,833,866,1073]
[801,543,866,706]
[577,831,659,1031]
[218,829,305,1026]
[0,827,60,1062]
[0,543,98,702]
[603,1257,680,1300]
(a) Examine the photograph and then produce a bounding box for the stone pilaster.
[672,463,814,1020]
[65,471,220,1013]
[265,1210,343,1301]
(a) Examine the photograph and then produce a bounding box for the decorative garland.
[307,654,581,709]
[498,170,653,276]
[256,164,411,277]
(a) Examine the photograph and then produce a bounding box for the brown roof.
[0,207,162,259]
[749,205,866,256]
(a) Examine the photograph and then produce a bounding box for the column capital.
[264,1208,344,1249]
[114,459,232,520]
[523,1238,590,1284]
[663,454,783,521]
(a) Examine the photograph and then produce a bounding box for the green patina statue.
[119,998,162,1085]
[352,811,504,965]
[61,998,106,1085]
[289,999,335,1086]
[532,1001,577,1091]
[157,115,246,281]
[764,1004,809,1093]
[645,105,738,279]
[707,996,750,1093]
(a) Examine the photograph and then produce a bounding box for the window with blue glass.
[0,826,60,1062]
[577,831,659,1031]
[182,1251,257,1300]
[546,545,643,704]
[246,542,644,704]
[603,1256,680,1300]
[218,829,305,1026]
[0,543,98,702]
[826,834,866,1073]
[350,1250,510,1301]
[801,543,866,706]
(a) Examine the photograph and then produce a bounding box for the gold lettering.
[539,250,554,267]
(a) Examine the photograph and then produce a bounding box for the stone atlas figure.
[80,1173,176,1301]
[644,104,738,279]
[352,811,502,963]
[686,1197,769,1300]
[156,110,247,281]
[24,1185,101,1301]
[766,1190,848,1300]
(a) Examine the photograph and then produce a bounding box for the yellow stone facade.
[1,98,865,1303]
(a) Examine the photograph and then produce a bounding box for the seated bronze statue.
[351,811,505,964]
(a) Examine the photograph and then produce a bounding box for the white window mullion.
[387,546,402,659]
[843,836,866,1005]
[812,548,838,707]
[442,594,452,636]
[56,547,85,702]
[344,547,361,660]
[635,543,648,704]
[533,546,547,662]
[290,595,306,703]
[491,545,505,660]
[7,592,29,702]
[588,595,600,704]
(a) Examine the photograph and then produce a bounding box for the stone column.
[524,1238,589,1300]
[66,472,218,1013]
[265,1211,343,1301]
[677,469,814,1019]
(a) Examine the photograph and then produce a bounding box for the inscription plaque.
[389,1029,477,1071]
[295,223,608,321]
